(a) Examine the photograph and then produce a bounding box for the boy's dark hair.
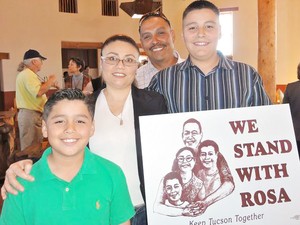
[101,34,140,56]
[197,139,219,158]
[43,89,95,120]
[163,171,183,188]
[183,0,220,20]
[69,57,85,72]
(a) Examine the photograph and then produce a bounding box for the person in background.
[2,35,168,225]
[135,12,185,89]
[283,62,300,159]
[16,49,58,151]
[0,89,134,225]
[64,57,90,90]
[148,0,271,113]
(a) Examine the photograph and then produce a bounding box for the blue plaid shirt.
[147,52,271,113]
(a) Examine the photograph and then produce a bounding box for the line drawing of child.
[163,172,189,208]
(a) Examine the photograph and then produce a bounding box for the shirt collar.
[179,51,234,72]
[37,146,97,182]
[147,50,185,70]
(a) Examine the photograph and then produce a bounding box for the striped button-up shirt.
[147,52,271,113]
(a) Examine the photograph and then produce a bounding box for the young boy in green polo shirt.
[0,89,134,225]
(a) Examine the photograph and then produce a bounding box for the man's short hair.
[197,139,219,158]
[163,171,183,188]
[43,89,95,121]
[182,0,220,20]
[138,11,171,33]
[182,118,202,134]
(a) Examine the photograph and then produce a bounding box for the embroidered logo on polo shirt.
[96,200,101,210]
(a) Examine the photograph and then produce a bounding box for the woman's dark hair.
[183,0,220,20]
[69,57,85,73]
[171,147,199,174]
[43,89,95,120]
[101,34,140,56]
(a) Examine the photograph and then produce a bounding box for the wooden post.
[257,0,276,103]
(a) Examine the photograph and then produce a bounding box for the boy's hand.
[1,159,34,200]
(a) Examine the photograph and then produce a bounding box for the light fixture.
[120,0,161,19]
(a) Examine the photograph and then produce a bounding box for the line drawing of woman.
[153,147,205,217]
[195,140,235,213]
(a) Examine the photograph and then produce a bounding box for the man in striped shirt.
[148,0,271,113]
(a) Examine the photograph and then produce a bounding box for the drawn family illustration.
[153,118,235,217]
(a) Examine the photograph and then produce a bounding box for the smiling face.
[101,40,139,90]
[199,145,218,169]
[42,99,94,158]
[182,8,221,65]
[165,178,183,204]
[177,149,195,172]
[139,17,175,66]
[182,122,202,150]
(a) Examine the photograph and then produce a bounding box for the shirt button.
[65,187,69,192]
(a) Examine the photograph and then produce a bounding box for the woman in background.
[64,57,90,90]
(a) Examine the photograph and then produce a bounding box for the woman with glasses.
[89,34,168,225]
[153,147,205,217]
[1,34,167,225]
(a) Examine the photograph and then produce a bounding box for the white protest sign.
[140,104,300,225]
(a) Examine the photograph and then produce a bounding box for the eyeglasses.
[177,156,194,163]
[101,56,139,67]
[138,11,171,32]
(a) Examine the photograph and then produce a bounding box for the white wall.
[0,0,299,91]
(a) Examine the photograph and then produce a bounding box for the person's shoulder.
[156,62,183,77]
[89,152,124,174]
[132,86,166,105]
[137,63,147,74]
[286,80,300,87]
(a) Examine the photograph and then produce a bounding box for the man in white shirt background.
[136,12,185,89]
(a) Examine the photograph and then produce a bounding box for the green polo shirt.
[0,147,134,225]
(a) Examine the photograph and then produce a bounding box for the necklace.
[116,113,123,126]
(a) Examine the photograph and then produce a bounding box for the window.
[217,11,233,57]
[218,7,238,58]
[102,0,119,16]
[59,0,78,13]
